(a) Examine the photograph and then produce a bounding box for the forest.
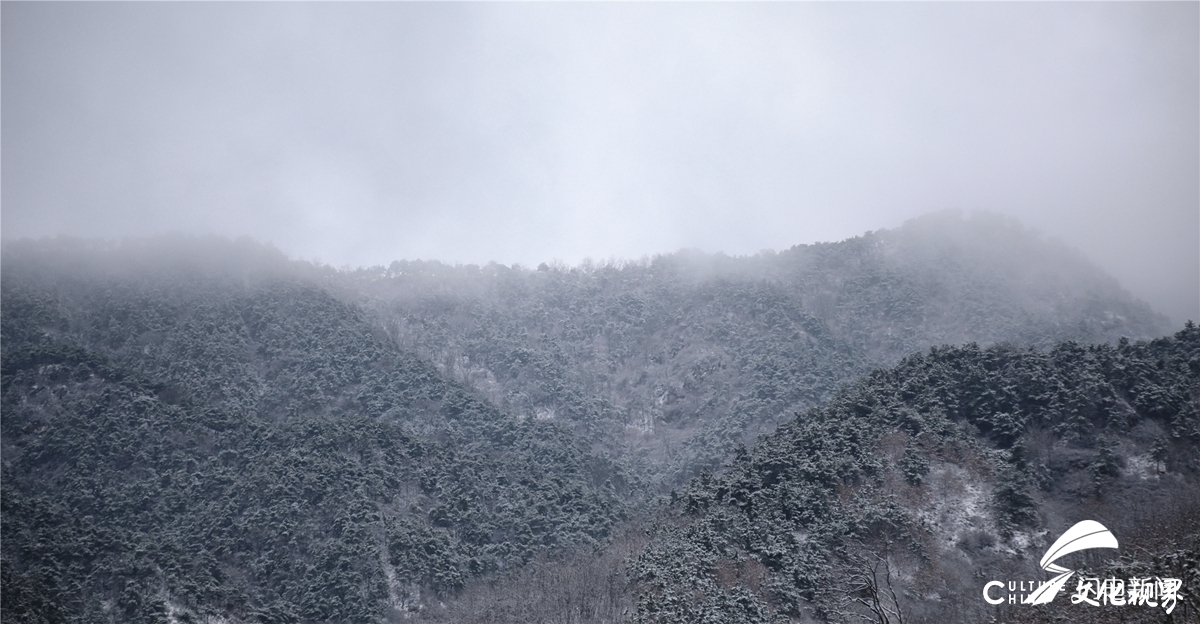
[2,212,1194,623]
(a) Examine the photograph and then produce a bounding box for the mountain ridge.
[350,210,1170,481]
[1,210,1187,623]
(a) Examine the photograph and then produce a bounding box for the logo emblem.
[984,520,1181,613]
[1024,520,1119,604]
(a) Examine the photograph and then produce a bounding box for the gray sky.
[3,2,1197,324]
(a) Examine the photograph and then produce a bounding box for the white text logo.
[982,520,1182,614]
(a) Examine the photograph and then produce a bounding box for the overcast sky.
[3,2,1197,324]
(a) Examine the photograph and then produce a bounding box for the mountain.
[1,238,625,623]
[349,211,1170,483]
[0,212,1183,623]
[630,325,1199,623]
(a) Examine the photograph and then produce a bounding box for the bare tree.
[834,540,906,624]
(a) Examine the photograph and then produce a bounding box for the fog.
[3,2,1197,324]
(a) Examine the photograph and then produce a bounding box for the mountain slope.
[0,213,1180,623]
[631,325,1200,623]
[350,211,1170,483]
[1,239,626,623]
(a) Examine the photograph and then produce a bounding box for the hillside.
[1,238,626,623]
[351,211,1170,483]
[0,214,1182,623]
[628,325,1200,623]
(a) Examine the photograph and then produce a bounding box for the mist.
[2,2,1196,324]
